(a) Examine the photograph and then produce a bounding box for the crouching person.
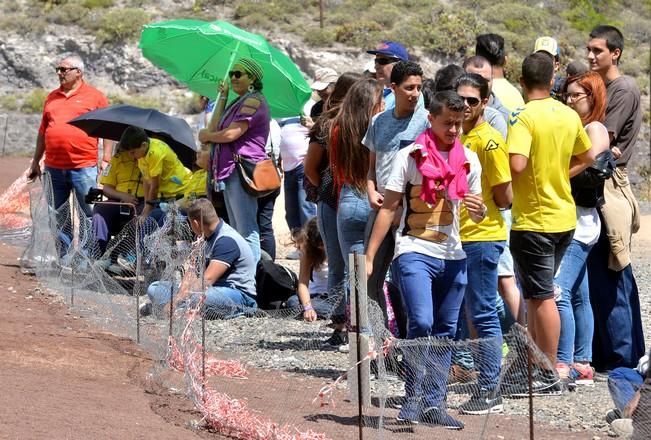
[143,199,257,319]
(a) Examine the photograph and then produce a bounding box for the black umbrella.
[68,104,198,169]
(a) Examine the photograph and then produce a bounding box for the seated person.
[117,126,191,219]
[607,348,651,426]
[92,145,145,257]
[143,198,257,318]
[284,217,330,321]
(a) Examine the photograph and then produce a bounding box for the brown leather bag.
[233,153,282,197]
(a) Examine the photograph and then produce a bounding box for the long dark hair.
[330,78,383,191]
[296,217,325,272]
[309,72,362,143]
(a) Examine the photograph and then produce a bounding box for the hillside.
[1,0,649,193]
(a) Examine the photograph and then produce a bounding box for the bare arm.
[204,260,229,286]
[198,121,249,144]
[141,176,159,216]
[463,193,487,224]
[101,184,138,205]
[304,142,325,187]
[29,133,46,179]
[491,181,513,208]
[365,189,401,277]
[366,151,384,210]
[509,154,528,178]
[297,258,317,322]
[101,139,115,163]
[569,148,596,178]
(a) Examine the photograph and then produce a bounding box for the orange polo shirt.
[38,81,109,169]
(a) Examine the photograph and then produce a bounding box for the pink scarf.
[410,129,468,205]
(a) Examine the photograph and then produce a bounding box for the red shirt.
[38,82,109,169]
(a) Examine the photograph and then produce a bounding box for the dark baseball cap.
[366,41,409,61]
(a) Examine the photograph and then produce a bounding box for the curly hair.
[296,217,325,272]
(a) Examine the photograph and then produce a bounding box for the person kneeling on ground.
[142,198,257,319]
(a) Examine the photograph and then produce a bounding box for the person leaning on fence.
[143,198,257,319]
[365,90,487,429]
[198,58,271,263]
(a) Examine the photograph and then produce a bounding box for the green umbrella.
[139,19,312,118]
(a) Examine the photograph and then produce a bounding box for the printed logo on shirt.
[509,109,524,126]
[485,140,499,151]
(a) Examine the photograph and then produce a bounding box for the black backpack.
[255,260,298,310]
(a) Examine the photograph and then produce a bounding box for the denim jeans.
[588,219,645,370]
[336,184,371,272]
[286,293,333,319]
[395,253,466,414]
[92,202,142,256]
[257,188,280,260]
[608,367,644,411]
[45,166,98,217]
[147,280,257,319]
[317,201,346,322]
[223,171,261,262]
[284,164,316,233]
[555,239,595,365]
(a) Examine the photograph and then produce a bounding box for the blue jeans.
[555,239,594,364]
[223,171,261,262]
[462,241,505,391]
[284,164,316,233]
[92,202,142,256]
[317,201,346,322]
[147,280,257,319]
[45,166,98,217]
[396,253,466,415]
[336,184,370,272]
[608,367,644,412]
[588,219,645,370]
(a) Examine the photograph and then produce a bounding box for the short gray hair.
[61,54,85,74]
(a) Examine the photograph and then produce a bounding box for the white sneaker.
[285,249,301,260]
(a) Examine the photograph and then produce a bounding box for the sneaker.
[322,330,348,350]
[556,362,577,392]
[421,407,464,430]
[139,302,152,317]
[606,408,623,424]
[502,369,563,398]
[571,363,595,385]
[459,391,504,415]
[610,418,633,437]
[448,364,478,385]
[285,249,301,260]
[338,343,350,353]
[117,253,137,272]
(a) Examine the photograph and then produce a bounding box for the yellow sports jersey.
[460,122,510,241]
[183,169,208,200]
[507,97,591,233]
[492,78,525,113]
[99,151,144,197]
[138,138,191,198]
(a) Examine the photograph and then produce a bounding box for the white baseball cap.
[311,67,338,91]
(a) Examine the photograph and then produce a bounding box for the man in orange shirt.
[29,54,113,216]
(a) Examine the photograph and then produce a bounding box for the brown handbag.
[233,152,282,197]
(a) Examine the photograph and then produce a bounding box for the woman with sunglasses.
[199,58,270,262]
[555,71,613,387]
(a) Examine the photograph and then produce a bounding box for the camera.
[85,187,104,204]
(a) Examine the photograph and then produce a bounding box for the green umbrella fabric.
[139,19,312,118]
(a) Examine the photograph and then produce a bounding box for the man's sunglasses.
[229,70,248,79]
[55,67,79,74]
[374,57,400,66]
[459,95,481,107]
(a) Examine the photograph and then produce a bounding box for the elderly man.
[29,54,113,216]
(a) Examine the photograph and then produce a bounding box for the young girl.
[285,217,329,322]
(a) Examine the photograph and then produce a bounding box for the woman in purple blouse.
[199,58,271,262]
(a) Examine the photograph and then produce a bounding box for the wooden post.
[348,252,371,411]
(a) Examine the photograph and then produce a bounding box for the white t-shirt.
[308,263,328,294]
[573,206,601,246]
[277,117,309,171]
[385,146,482,261]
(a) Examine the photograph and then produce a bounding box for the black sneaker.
[606,408,623,424]
[421,407,464,430]
[458,391,504,415]
[139,302,152,317]
[502,378,563,397]
[322,330,348,350]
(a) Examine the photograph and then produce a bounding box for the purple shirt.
[212,92,270,181]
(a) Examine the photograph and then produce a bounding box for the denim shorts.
[497,208,514,277]
[510,230,573,300]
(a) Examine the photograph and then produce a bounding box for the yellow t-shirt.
[492,78,525,113]
[99,151,144,197]
[183,169,208,200]
[137,138,191,198]
[507,98,592,233]
[460,122,511,241]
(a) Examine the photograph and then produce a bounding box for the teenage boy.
[363,60,429,330]
[507,53,594,380]
[456,73,512,415]
[366,90,486,429]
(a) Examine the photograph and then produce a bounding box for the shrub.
[0,13,47,35]
[94,8,149,44]
[334,20,382,47]
[21,89,49,114]
[108,93,170,112]
[0,94,20,112]
[234,1,284,22]
[303,27,336,47]
[46,3,89,25]
[420,7,485,58]
[82,0,113,8]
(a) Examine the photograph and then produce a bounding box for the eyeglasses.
[55,67,79,74]
[228,70,248,79]
[459,95,481,107]
[564,92,589,103]
[374,57,400,66]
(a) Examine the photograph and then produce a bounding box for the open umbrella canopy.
[139,19,312,118]
[68,104,197,169]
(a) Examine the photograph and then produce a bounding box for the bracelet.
[303,304,314,312]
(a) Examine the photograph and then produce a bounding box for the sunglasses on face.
[374,57,400,66]
[459,95,481,107]
[228,70,248,79]
[55,67,79,74]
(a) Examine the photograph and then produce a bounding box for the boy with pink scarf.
[366,90,486,429]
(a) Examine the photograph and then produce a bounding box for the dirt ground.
[0,156,631,439]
